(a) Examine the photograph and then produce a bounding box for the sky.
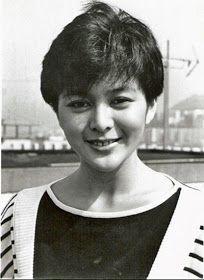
[2,0,204,129]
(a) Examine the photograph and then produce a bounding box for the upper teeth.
[90,140,116,146]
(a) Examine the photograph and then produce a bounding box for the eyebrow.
[108,86,136,94]
[61,85,137,99]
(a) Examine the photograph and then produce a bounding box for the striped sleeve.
[1,194,18,279]
[183,225,204,279]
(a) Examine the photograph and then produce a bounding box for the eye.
[111,97,133,107]
[67,100,91,110]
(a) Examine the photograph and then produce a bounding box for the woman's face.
[58,79,155,172]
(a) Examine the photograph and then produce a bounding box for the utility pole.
[163,40,170,150]
[162,42,199,150]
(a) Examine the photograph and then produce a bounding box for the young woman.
[1,2,203,279]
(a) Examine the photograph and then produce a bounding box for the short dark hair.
[41,1,164,113]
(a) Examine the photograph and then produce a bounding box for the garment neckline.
[46,173,179,218]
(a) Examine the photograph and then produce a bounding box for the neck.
[76,152,152,198]
[53,152,174,212]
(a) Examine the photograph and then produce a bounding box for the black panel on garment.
[34,188,181,279]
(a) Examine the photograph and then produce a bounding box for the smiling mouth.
[86,138,121,147]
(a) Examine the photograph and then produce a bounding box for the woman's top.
[1,175,204,279]
[34,189,180,279]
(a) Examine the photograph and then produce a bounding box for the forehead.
[62,78,141,98]
[90,78,140,94]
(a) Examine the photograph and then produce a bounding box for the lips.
[86,138,121,147]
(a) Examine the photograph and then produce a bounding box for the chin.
[85,156,124,173]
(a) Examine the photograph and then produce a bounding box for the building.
[170,95,204,128]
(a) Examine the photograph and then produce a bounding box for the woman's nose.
[89,105,114,132]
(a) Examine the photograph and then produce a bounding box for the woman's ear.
[145,100,157,125]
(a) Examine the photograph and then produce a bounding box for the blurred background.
[1,0,204,197]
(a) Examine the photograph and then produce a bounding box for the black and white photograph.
[1,0,204,278]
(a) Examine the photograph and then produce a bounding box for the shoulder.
[12,185,49,229]
[1,185,47,219]
[180,181,204,192]
[160,173,204,222]
[18,184,48,197]
[15,184,48,205]
[176,180,204,199]
[173,179,204,209]
[155,176,204,278]
[1,194,17,278]
[170,177,204,234]
[1,184,49,279]
[1,185,48,249]
[1,184,48,243]
[1,193,17,219]
[161,172,204,196]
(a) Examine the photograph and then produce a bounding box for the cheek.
[59,113,87,140]
[118,106,147,133]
